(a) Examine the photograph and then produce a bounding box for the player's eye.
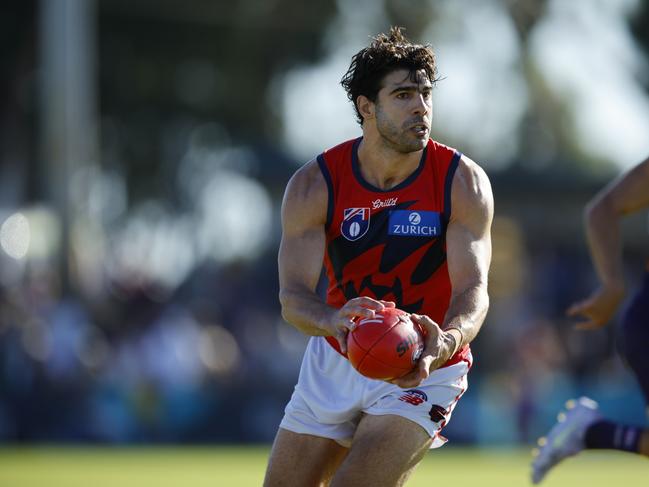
[396,92,410,99]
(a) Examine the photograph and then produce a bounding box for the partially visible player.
[531,157,649,484]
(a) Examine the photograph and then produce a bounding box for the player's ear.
[357,95,374,121]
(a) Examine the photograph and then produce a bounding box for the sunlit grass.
[0,445,646,486]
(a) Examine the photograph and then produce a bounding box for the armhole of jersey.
[317,154,334,230]
[443,151,461,224]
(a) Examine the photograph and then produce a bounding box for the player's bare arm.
[278,160,385,351]
[567,157,649,329]
[394,156,493,388]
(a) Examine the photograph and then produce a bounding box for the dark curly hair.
[340,26,439,125]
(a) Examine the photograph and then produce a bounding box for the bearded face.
[373,69,433,153]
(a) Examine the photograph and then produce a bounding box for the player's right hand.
[330,297,387,353]
[391,314,453,388]
[566,284,625,330]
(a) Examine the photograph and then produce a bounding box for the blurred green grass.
[0,446,646,486]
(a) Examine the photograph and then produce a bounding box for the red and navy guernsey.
[317,137,470,368]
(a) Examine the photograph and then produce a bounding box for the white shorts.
[280,336,471,449]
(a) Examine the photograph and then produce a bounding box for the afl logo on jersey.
[341,208,370,241]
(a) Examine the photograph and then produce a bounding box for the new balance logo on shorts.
[398,389,428,406]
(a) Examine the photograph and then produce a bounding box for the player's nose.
[412,94,429,115]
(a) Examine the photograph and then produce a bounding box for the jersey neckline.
[351,137,428,193]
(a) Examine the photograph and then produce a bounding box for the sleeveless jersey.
[317,137,470,367]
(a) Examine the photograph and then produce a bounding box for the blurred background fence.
[0,0,648,446]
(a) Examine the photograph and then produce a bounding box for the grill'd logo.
[372,197,398,209]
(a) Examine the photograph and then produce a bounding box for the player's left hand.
[566,283,624,330]
[390,314,456,388]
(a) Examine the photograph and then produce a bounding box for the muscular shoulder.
[450,155,494,228]
[282,159,328,234]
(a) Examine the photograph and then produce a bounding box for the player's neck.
[357,136,423,190]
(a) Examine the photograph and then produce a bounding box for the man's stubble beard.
[375,103,427,154]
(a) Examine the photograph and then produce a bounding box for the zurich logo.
[389,210,441,237]
[408,212,421,225]
[341,208,370,241]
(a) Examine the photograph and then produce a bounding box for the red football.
[346,307,424,380]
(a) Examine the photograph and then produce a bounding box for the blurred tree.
[629,0,649,89]
[502,0,581,171]
[384,0,436,39]
[0,1,39,203]
[98,0,338,203]
[505,0,649,173]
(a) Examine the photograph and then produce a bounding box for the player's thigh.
[264,427,349,487]
[331,414,432,487]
